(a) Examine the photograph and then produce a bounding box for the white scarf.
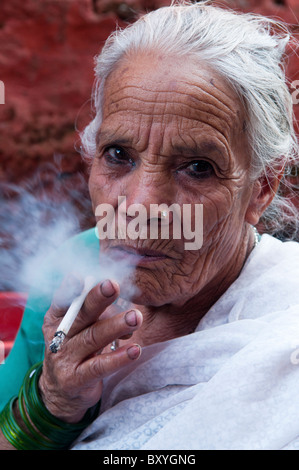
[72,235,299,450]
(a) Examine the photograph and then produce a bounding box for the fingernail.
[100,280,116,297]
[127,345,141,360]
[125,310,137,327]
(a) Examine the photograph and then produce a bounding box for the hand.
[39,277,143,423]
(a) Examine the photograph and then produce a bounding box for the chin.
[117,271,171,307]
[119,285,166,307]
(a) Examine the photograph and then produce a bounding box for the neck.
[124,226,255,347]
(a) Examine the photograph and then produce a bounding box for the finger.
[42,275,85,341]
[78,343,142,382]
[69,309,143,361]
[66,279,120,337]
[45,278,120,345]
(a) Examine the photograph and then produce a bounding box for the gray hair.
[80,0,299,240]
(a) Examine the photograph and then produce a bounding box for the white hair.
[80,0,299,240]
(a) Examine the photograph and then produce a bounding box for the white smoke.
[0,161,139,308]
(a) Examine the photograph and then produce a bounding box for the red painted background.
[0,0,298,354]
[0,0,298,227]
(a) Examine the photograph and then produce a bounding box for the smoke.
[0,159,139,308]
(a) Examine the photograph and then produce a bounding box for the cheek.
[199,185,235,238]
[188,181,251,279]
[200,178,251,236]
[125,254,203,306]
[89,165,120,209]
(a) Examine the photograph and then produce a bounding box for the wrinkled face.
[89,52,254,307]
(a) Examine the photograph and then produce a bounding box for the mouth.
[106,245,170,266]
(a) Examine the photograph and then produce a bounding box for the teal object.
[0,228,99,412]
[0,361,101,450]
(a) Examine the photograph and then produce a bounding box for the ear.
[245,166,285,226]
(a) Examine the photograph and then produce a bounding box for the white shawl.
[72,235,299,450]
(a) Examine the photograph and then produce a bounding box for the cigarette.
[49,275,96,353]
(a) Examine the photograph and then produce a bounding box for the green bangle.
[22,363,97,446]
[0,397,42,450]
[18,383,63,450]
[0,362,100,450]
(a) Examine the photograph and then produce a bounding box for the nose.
[117,167,175,228]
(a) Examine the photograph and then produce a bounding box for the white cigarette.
[49,275,96,353]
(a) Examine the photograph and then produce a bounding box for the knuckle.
[49,301,67,320]
[81,325,100,350]
[89,356,107,378]
[54,367,77,395]
[42,313,55,338]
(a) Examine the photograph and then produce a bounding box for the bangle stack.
[0,362,100,450]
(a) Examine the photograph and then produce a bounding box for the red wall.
[0,0,298,224]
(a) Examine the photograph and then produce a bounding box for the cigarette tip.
[49,331,66,354]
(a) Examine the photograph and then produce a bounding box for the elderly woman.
[1,0,299,451]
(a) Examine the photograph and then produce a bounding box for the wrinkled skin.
[18,52,280,428]
[89,52,271,343]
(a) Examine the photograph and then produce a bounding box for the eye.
[183,160,214,179]
[103,146,135,167]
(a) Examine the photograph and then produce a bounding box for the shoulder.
[54,227,99,255]
[199,234,299,329]
[24,226,99,304]
[0,229,100,404]
[233,234,299,319]
[255,234,299,264]
[244,234,299,285]
[33,227,99,295]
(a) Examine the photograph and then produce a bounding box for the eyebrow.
[171,141,228,167]
[96,131,131,148]
[96,130,228,166]
[173,141,223,156]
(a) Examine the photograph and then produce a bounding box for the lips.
[107,244,169,265]
[121,246,167,257]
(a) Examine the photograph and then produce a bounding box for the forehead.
[100,52,247,158]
